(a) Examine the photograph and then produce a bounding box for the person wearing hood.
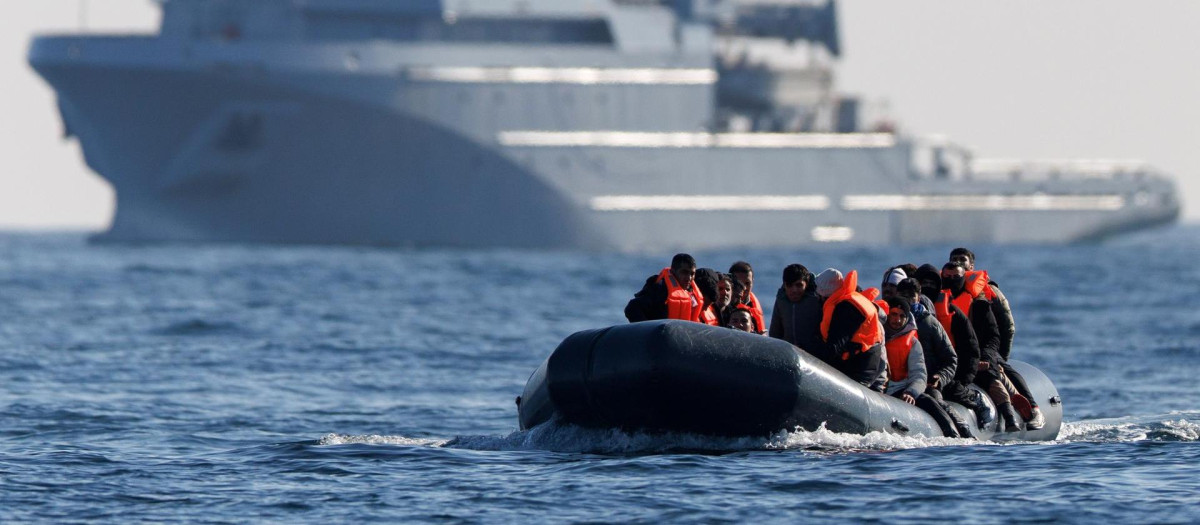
[882,297,970,438]
[624,253,704,323]
[896,278,957,395]
[768,263,824,353]
[914,264,996,428]
[813,268,886,390]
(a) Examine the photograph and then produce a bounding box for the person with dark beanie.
[883,297,972,438]
[693,268,722,326]
[914,263,996,428]
[768,263,824,353]
[624,253,704,323]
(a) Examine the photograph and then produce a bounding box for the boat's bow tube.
[519,320,946,437]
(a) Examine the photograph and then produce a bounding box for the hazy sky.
[2,0,1197,229]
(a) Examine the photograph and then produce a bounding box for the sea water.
[1,226,1197,522]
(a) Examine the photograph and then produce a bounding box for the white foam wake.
[316,412,1200,453]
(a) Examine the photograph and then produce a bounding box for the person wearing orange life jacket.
[949,247,1044,430]
[813,268,887,391]
[882,297,970,438]
[913,264,996,428]
[942,261,1025,432]
[728,261,766,334]
[624,254,705,323]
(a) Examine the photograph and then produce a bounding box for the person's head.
[715,273,733,309]
[898,263,919,279]
[728,308,755,332]
[782,263,811,302]
[693,268,720,307]
[729,278,748,305]
[881,267,907,299]
[814,268,843,299]
[896,278,922,306]
[670,253,697,288]
[885,297,910,331]
[728,261,754,296]
[914,264,941,299]
[941,261,966,293]
[949,247,976,271]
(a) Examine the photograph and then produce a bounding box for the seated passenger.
[880,267,908,300]
[693,268,722,326]
[948,247,1043,430]
[883,297,972,438]
[813,268,886,391]
[768,263,824,352]
[895,278,957,398]
[624,253,704,323]
[727,307,758,333]
[729,261,766,334]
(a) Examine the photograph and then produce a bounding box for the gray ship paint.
[27,0,1180,248]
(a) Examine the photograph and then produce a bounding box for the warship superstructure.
[29,0,1180,249]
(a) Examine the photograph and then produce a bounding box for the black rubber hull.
[519,321,1062,441]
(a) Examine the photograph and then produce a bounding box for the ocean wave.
[319,413,1200,455]
[1058,412,1200,443]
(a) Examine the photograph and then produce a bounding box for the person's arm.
[971,298,1002,364]
[906,340,927,398]
[623,277,664,322]
[768,290,786,340]
[931,321,957,387]
[952,307,980,385]
[990,283,1016,361]
[824,302,866,361]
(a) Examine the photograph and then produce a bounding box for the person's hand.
[929,374,941,388]
[901,393,916,405]
[977,361,990,371]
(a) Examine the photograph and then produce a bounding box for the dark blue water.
[2,226,1198,522]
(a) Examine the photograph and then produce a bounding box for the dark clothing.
[915,393,964,438]
[912,297,957,389]
[988,282,1016,361]
[1001,361,1039,408]
[820,301,884,390]
[624,274,668,322]
[768,286,825,353]
[966,296,1003,366]
[944,302,980,387]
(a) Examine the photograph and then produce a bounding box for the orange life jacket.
[699,304,720,326]
[746,292,765,333]
[820,270,884,360]
[948,270,990,318]
[658,268,704,322]
[862,287,890,316]
[934,291,954,335]
[886,330,919,381]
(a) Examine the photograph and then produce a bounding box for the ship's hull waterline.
[31,36,1180,249]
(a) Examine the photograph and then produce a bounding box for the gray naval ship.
[29,0,1181,249]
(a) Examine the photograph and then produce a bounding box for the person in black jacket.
[768,263,824,353]
[624,253,699,322]
[914,264,995,428]
[813,268,887,391]
[943,262,1023,431]
[949,247,1044,430]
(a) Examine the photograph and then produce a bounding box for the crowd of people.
[623,249,1046,439]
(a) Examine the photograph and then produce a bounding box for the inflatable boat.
[518,321,1062,441]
